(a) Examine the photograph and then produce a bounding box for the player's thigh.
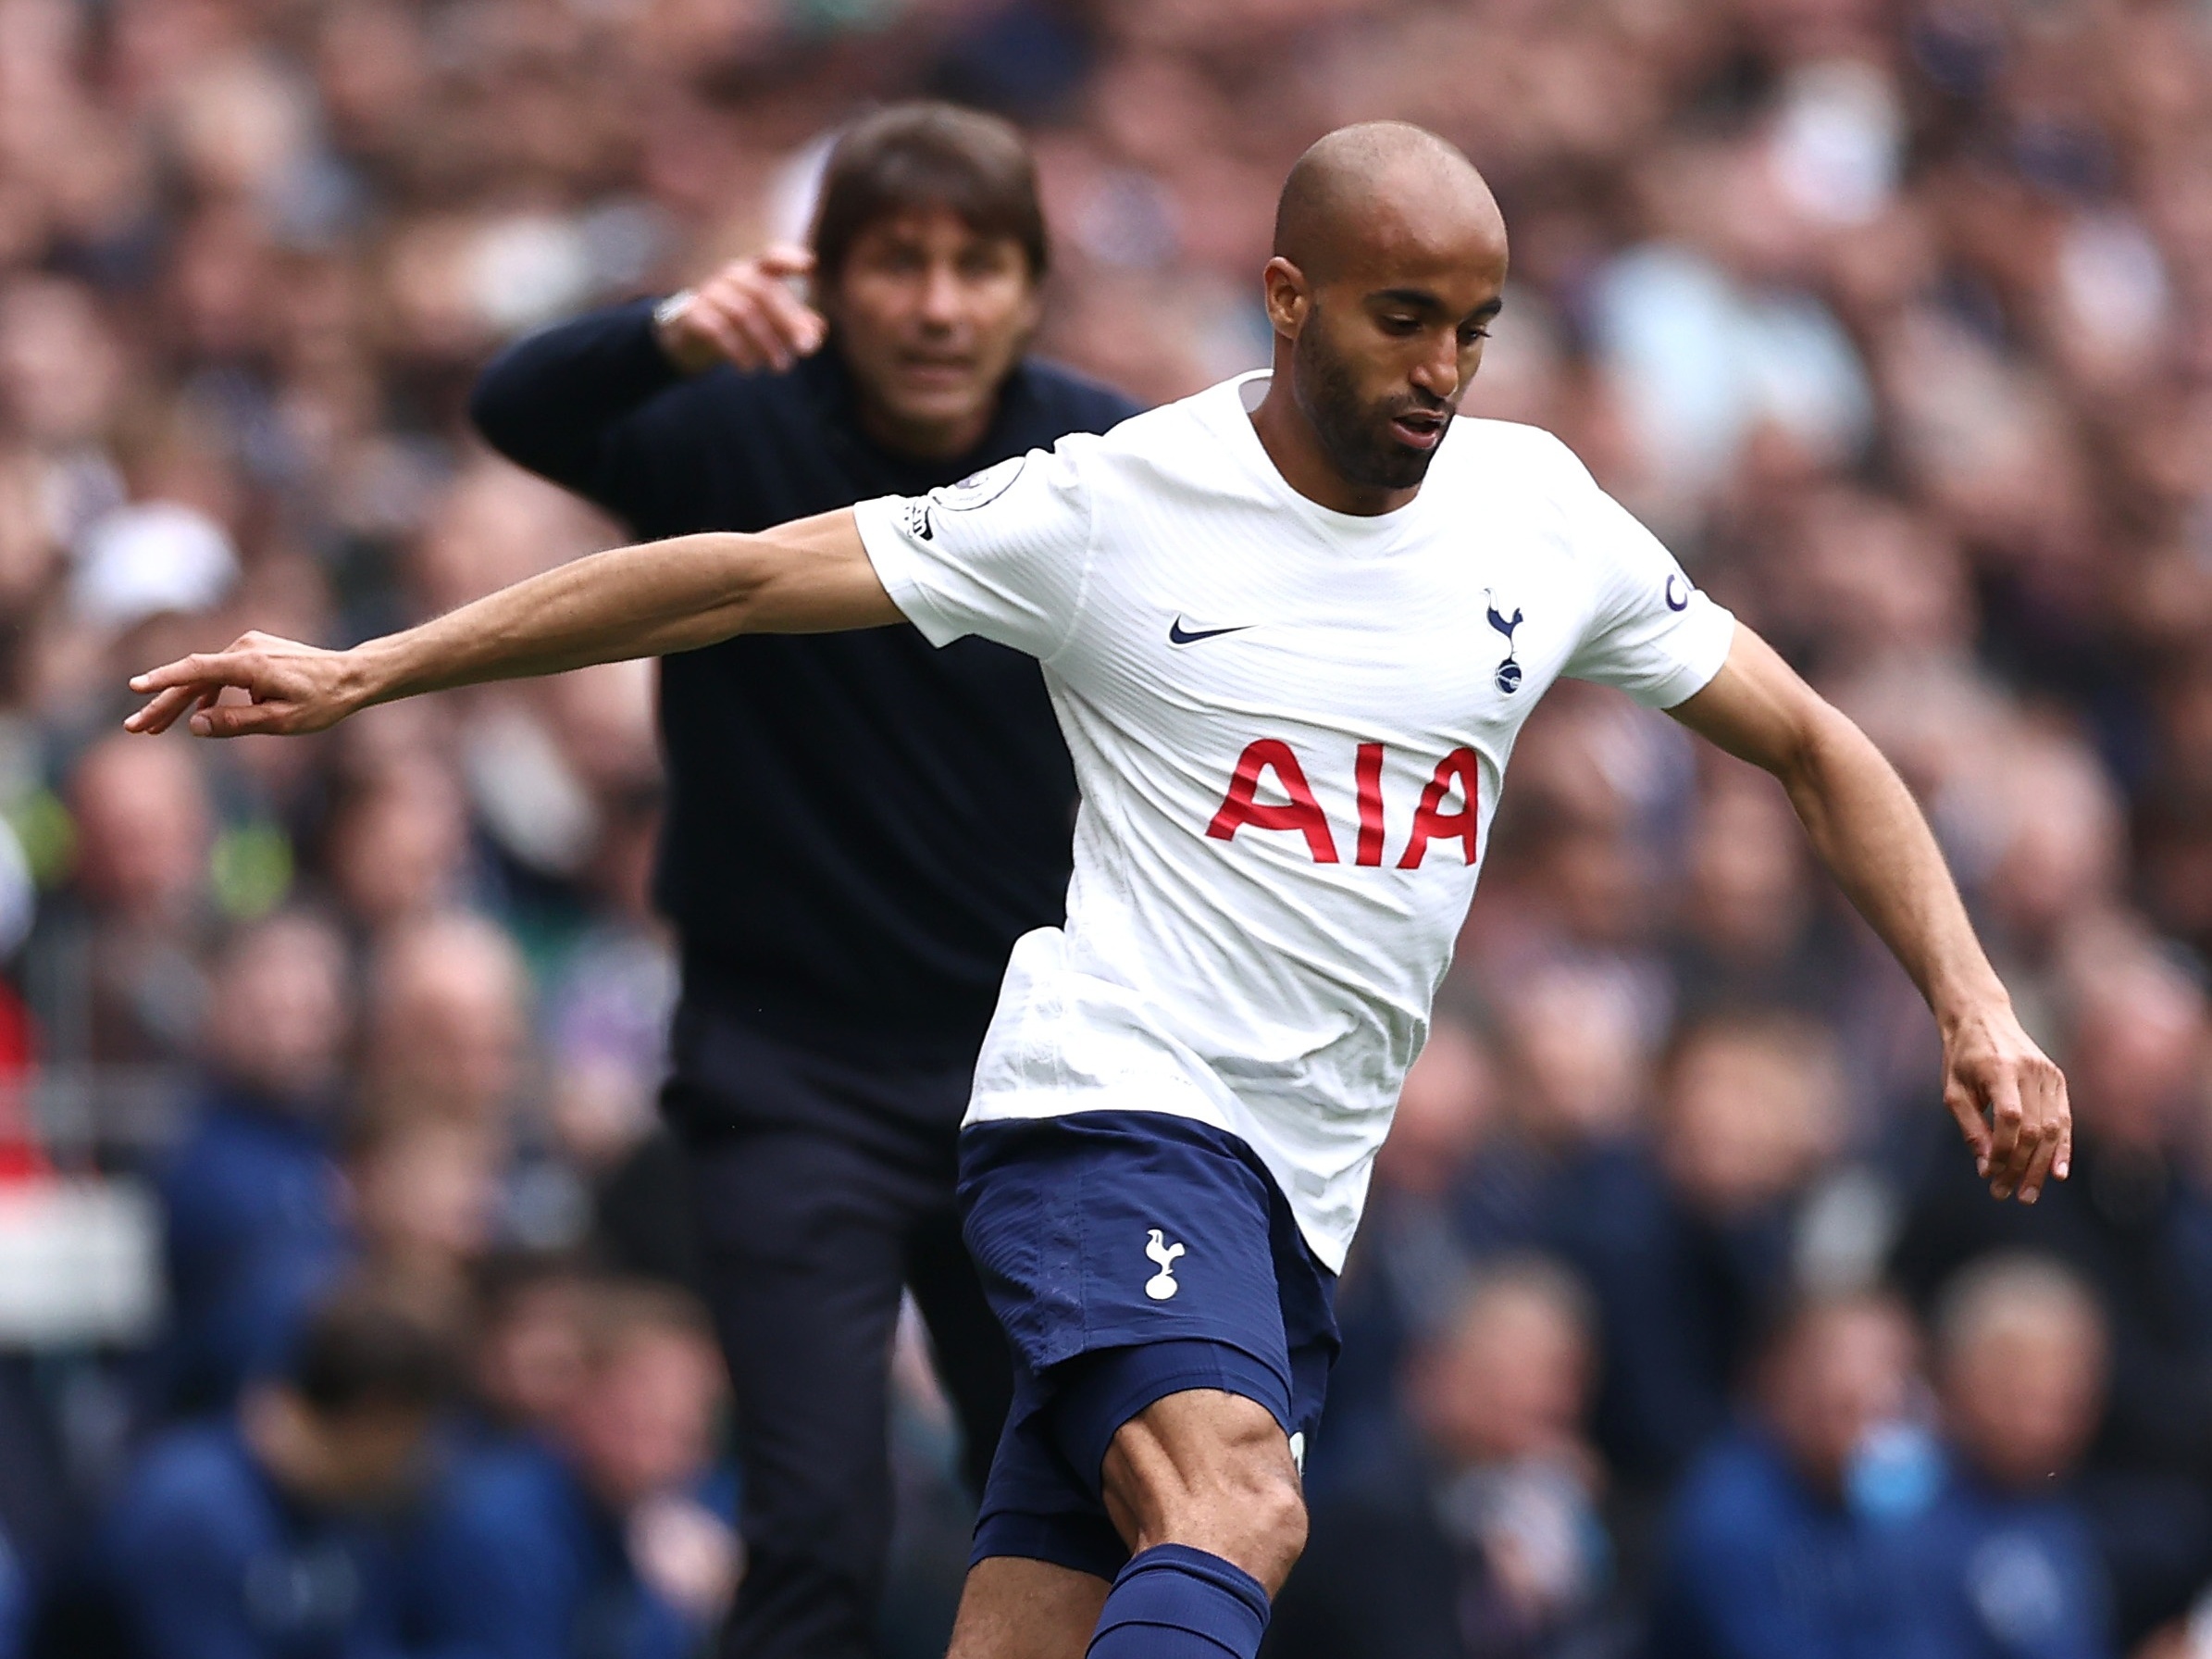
[945,1556,1109,1659]
[1099,1387,1307,1591]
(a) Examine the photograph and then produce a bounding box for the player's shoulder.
[1075,374,1259,471]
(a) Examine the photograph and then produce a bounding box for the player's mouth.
[1387,409,1448,449]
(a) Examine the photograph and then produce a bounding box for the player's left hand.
[123,631,364,738]
[1940,1000,2070,1204]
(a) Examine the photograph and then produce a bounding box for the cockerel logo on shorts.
[1144,1229,1187,1301]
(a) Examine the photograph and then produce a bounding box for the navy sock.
[1086,1543,1271,1659]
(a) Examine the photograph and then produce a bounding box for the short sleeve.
[851,443,1096,662]
[1556,450,1735,708]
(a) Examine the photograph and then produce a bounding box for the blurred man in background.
[28,735,213,1067]
[1892,944,2212,1639]
[466,100,1137,1659]
[101,1289,454,1659]
[157,909,352,1417]
[410,1279,735,1659]
[1922,1254,2114,1659]
[1269,1256,1616,1659]
[1648,1291,1944,1659]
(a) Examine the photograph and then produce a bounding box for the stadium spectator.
[318,754,475,939]
[1539,1011,1843,1492]
[1890,944,2212,1488]
[409,1279,734,1659]
[1920,1254,2116,1659]
[99,1288,455,1659]
[157,908,352,1416]
[466,1254,592,1444]
[1269,1255,1616,1659]
[1647,1291,1945,1659]
[359,913,528,1132]
[27,734,212,1066]
[344,1105,504,1333]
[1664,761,1842,1022]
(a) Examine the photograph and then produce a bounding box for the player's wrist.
[1932,975,2014,1042]
[342,637,412,714]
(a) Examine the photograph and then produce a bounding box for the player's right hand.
[124,631,362,738]
[655,244,826,375]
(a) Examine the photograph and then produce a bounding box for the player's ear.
[1261,256,1311,339]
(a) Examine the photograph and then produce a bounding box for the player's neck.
[1248,381,1420,518]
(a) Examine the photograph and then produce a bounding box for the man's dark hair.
[288,1285,455,1418]
[811,102,1048,285]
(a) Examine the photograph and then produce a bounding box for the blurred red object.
[0,981,51,1182]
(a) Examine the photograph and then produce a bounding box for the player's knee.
[1236,1460,1309,1582]
[1102,1397,1309,1590]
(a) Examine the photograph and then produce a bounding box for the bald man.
[127,122,2069,1659]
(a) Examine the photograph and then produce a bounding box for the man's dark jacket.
[470,300,1137,1074]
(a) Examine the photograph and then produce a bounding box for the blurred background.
[0,0,2209,1655]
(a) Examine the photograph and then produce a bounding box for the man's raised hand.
[1941,1000,2071,1204]
[125,632,363,738]
[656,245,826,376]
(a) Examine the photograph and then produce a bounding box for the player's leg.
[904,1198,1015,1496]
[1098,1387,1306,1591]
[949,1110,1336,1659]
[685,1120,910,1659]
[944,1556,1109,1659]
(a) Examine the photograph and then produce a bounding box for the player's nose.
[1409,331,1460,400]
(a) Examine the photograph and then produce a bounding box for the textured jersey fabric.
[855,372,1734,1266]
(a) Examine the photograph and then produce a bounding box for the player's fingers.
[2054,1083,2073,1182]
[2014,1122,2060,1204]
[123,681,211,734]
[1944,1078,1992,1178]
[129,651,242,696]
[187,700,293,739]
[1982,1068,2027,1198]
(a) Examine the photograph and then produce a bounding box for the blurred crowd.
[0,0,2209,1655]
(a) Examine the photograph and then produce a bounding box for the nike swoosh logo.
[1168,617,1252,646]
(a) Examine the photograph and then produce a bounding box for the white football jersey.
[852,372,1734,1269]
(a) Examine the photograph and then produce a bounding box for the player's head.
[810,103,1048,456]
[1264,123,1509,493]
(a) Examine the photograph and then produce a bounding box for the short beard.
[1290,307,1448,493]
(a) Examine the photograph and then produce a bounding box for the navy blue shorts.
[955,1109,1339,1580]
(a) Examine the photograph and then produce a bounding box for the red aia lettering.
[1206,739,1341,864]
[1355,742,1386,867]
[1398,747,1481,868]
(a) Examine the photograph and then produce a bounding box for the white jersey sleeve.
[1553,445,1736,708]
[851,446,1097,663]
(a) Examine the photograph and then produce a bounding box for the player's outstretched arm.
[1666,625,2069,1205]
[124,508,897,739]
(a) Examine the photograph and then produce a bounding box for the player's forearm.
[349,533,764,709]
[1776,703,2009,1028]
